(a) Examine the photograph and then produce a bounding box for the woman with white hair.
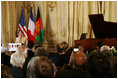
[1,44,10,67]
[10,52,25,78]
[1,44,10,53]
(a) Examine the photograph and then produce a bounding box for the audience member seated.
[34,47,57,77]
[56,52,91,78]
[51,41,68,66]
[22,41,35,78]
[1,44,11,67]
[23,46,49,78]
[48,46,58,59]
[34,47,49,57]
[27,41,34,58]
[26,56,54,78]
[71,52,86,69]
[87,52,111,78]
[100,45,110,52]
[64,47,73,64]
[100,45,113,57]
[64,42,85,65]
[1,64,13,78]
[10,52,25,78]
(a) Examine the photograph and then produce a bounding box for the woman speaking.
[15,30,28,46]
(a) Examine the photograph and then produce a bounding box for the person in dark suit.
[22,41,34,77]
[51,42,68,66]
[1,44,10,67]
[51,53,66,66]
[27,41,34,58]
[22,57,31,78]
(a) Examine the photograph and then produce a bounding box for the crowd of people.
[1,41,117,78]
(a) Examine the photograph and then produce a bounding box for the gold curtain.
[67,1,100,46]
[1,1,17,44]
[102,1,117,22]
[1,1,117,50]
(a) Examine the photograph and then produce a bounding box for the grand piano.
[75,14,117,51]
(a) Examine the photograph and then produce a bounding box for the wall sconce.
[48,1,57,11]
[23,1,34,13]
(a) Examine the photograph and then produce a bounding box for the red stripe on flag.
[18,25,25,37]
[28,30,36,42]
[18,25,21,30]
[18,24,28,38]
[22,26,27,35]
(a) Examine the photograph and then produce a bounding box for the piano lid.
[89,14,117,38]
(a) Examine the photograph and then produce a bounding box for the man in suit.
[22,41,34,77]
[27,41,34,58]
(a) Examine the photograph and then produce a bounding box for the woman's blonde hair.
[10,52,25,67]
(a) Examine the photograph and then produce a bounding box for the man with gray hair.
[100,45,112,56]
[1,44,10,67]
[10,52,25,78]
[100,45,110,52]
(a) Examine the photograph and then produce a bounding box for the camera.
[73,48,79,53]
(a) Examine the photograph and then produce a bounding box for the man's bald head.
[73,52,86,67]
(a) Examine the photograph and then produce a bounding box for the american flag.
[18,8,28,38]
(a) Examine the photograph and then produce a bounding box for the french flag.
[27,7,35,42]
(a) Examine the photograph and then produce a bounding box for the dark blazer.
[10,66,24,78]
[51,53,66,66]
[22,58,31,78]
[27,49,34,58]
[1,53,10,67]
